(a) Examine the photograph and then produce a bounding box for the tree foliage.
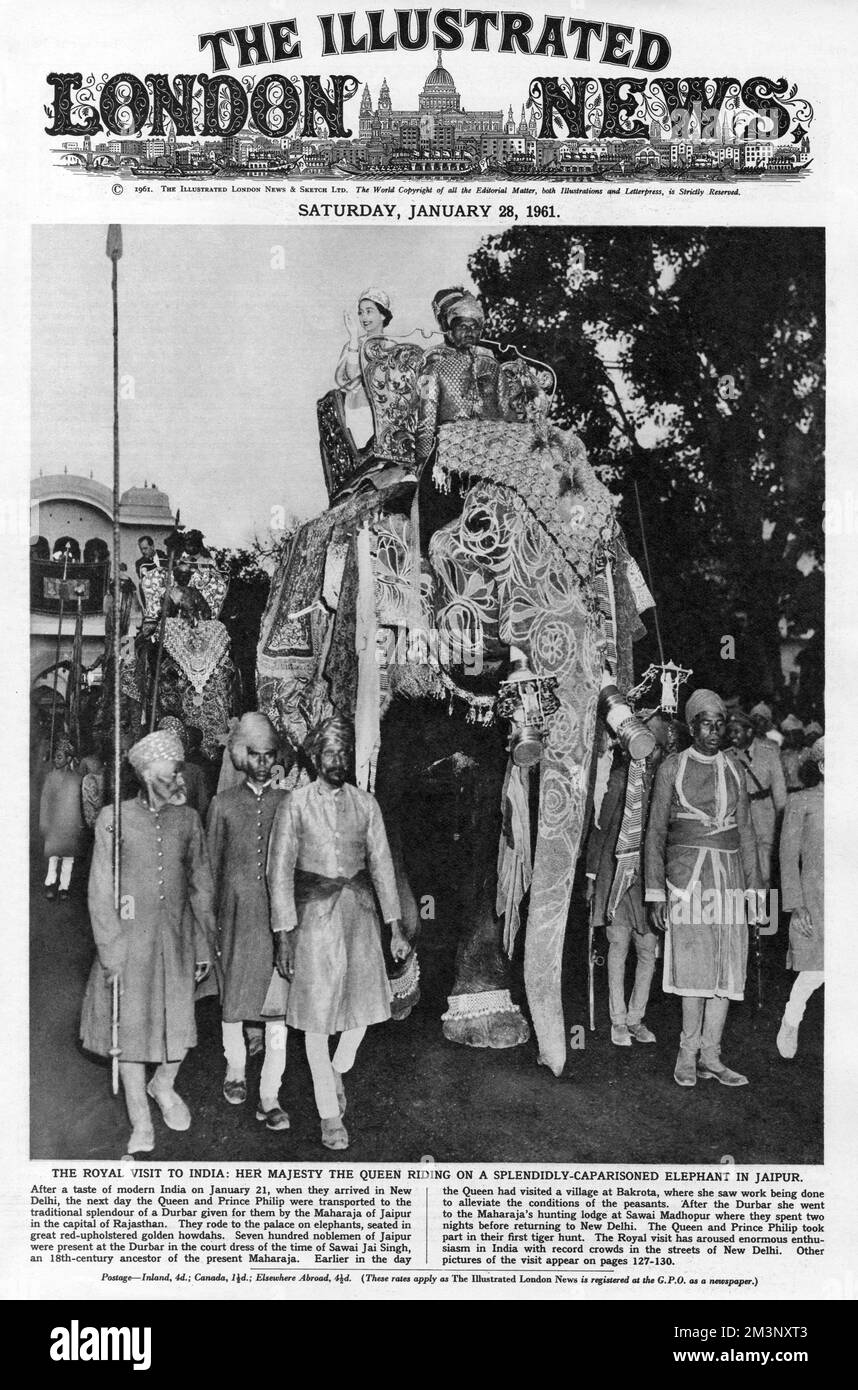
[469,227,824,712]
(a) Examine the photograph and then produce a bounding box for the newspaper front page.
[2,0,856,1322]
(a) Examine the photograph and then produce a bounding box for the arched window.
[51,536,81,562]
[30,536,50,561]
[83,538,110,566]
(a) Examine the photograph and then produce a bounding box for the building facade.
[358,55,504,147]
[30,473,174,690]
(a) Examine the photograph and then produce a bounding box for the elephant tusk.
[286,598,326,621]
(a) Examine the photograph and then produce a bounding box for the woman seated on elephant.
[334,288,393,449]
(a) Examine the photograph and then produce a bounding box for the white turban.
[228,712,279,770]
[684,689,727,724]
[128,730,184,776]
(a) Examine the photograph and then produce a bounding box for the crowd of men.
[585,692,824,1089]
[33,680,824,1159]
[37,707,408,1158]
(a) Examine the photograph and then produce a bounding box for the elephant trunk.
[523,918,569,1076]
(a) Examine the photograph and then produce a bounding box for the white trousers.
[305,1029,366,1120]
[222,1020,287,1107]
[120,1057,185,1135]
[45,856,74,890]
[784,971,824,1027]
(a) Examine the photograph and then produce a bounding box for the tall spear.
[106,225,123,1097]
[148,510,180,732]
[107,225,123,919]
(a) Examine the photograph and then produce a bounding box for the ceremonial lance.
[106,224,122,1093]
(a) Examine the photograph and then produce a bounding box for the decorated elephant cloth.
[257,489,392,750]
[430,417,647,1074]
[126,563,235,756]
[170,648,235,759]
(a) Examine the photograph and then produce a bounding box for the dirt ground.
[30,833,822,1166]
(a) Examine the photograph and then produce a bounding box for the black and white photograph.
[29,222,824,1165]
[5,0,857,1325]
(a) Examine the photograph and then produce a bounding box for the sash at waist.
[667,824,739,853]
[295,867,369,908]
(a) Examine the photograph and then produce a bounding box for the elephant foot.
[389,953,421,1022]
[441,990,531,1049]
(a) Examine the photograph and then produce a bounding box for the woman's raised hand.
[344,309,360,346]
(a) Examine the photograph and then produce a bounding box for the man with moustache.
[80,729,215,1155]
[414,287,506,470]
[585,712,671,1046]
[645,689,761,1088]
[266,715,409,1150]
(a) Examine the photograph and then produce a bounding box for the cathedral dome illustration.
[422,55,457,91]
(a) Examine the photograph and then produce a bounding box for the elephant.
[256,302,654,1075]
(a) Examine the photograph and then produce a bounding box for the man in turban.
[585,713,670,1047]
[726,707,787,888]
[266,715,410,1149]
[157,716,210,821]
[206,713,290,1128]
[80,729,216,1155]
[415,287,506,468]
[645,690,761,1087]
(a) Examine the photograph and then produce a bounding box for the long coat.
[206,782,287,1022]
[265,781,401,1034]
[80,799,216,1063]
[645,749,760,1000]
[40,767,87,858]
[780,784,824,972]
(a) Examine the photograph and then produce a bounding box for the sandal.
[255,1104,290,1132]
[321,1117,349,1150]
[222,1077,247,1105]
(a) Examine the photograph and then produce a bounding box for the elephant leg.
[442,739,530,1051]
[375,713,424,1022]
[442,876,531,1049]
[376,702,528,1049]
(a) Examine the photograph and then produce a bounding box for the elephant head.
[425,418,637,1074]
